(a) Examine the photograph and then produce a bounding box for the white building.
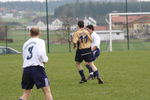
[37,20,47,30]
[95,30,125,41]
[27,20,47,30]
[49,19,63,30]
[1,13,14,18]
[27,16,97,31]
[27,19,63,31]
[84,17,97,26]
[70,25,77,31]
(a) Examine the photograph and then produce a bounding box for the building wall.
[96,30,125,41]
[133,23,150,35]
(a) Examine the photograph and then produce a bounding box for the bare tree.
[0,19,5,40]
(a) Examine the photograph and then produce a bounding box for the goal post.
[108,12,150,52]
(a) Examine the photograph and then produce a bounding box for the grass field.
[0,51,150,100]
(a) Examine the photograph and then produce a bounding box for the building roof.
[112,15,150,24]
[0,8,6,11]
[10,9,17,13]
[94,26,108,31]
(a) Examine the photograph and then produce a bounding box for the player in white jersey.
[85,25,103,83]
[18,27,53,100]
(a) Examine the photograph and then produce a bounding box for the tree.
[0,26,5,40]
[55,2,150,25]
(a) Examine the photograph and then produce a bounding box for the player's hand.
[43,62,46,64]
[73,43,77,49]
[73,46,76,49]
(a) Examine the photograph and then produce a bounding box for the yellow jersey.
[73,28,92,49]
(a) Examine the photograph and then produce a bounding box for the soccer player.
[18,27,53,100]
[85,25,103,81]
[73,21,103,84]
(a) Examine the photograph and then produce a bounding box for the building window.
[116,32,120,35]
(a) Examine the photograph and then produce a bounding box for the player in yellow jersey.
[73,21,103,84]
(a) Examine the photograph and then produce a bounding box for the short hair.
[86,25,94,31]
[30,27,40,37]
[78,20,84,28]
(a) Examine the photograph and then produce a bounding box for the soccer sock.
[85,64,93,75]
[79,70,86,79]
[93,70,100,78]
[18,99,23,100]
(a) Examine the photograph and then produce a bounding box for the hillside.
[54,1,150,25]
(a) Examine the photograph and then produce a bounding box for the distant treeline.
[55,2,150,25]
[0,1,66,12]
[1,1,150,25]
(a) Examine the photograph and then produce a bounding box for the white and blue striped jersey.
[22,38,48,68]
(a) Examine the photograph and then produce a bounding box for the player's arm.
[73,43,77,49]
[72,32,78,49]
[22,45,25,60]
[92,46,97,51]
[43,62,46,65]
[37,40,48,64]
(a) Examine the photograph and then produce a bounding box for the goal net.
[108,12,150,52]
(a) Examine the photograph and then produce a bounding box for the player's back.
[73,28,92,49]
[22,38,48,68]
[91,32,101,49]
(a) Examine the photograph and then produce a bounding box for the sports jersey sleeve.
[37,40,48,63]
[22,44,25,60]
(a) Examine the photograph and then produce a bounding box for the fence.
[1,1,150,54]
[0,25,72,53]
[108,13,150,52]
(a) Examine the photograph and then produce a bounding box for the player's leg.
[85,62,94,80]
[18,89,32,100]
[42,86,53,100]
[86,48,100,80]
[19,67,34,100]
[75,49,87,83]
[84,49,103,84]
[76,61,87,83]
[89,62,103,84]
[32,66,54,100]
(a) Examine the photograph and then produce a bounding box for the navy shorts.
[21,66,50,89]
[75,48,94,63]
[92,48,100,61]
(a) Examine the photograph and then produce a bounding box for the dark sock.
[85,64,93,75]
[94,70,100,78]
[18,99,23,100]
[79,70,86,79]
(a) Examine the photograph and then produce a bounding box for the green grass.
[111,40,150,51]
[0,51,150,100]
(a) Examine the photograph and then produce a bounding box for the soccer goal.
[108,12,150,52]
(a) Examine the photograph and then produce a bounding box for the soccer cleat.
[97,77,104,84]
[79,78,87,84]
[87,75,94,80]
